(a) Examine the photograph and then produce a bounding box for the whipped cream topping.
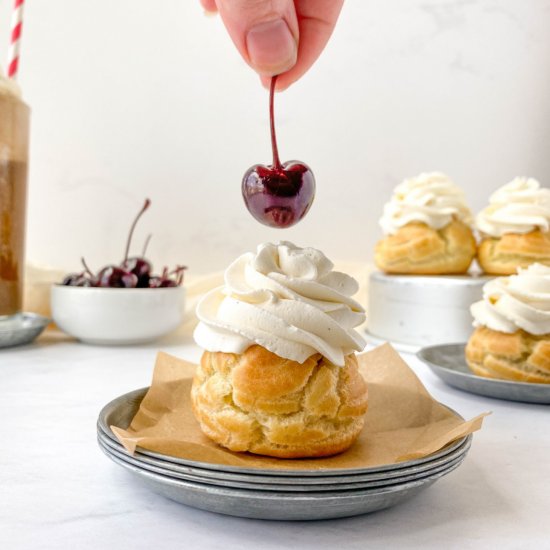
[194,242,366,366]
[471,263,550,335]
[0,65,21,98]
[379,172,472,235]
[475,177,550,237]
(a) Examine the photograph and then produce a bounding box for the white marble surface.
[1,331,549,550]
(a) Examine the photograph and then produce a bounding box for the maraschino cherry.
[242,75,315,228]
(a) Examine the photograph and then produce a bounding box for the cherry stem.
[269,75,282,169]
[80,257,94,278]
[167,265,187,277]
[124,199,151,262]
[142,233,152,257]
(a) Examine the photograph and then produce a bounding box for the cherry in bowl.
[60,200,186,290]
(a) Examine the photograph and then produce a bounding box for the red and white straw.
[7,0,25,80]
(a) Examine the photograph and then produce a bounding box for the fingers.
[268,0,344,90]
[200,0,218,13]
[214,0,299,76]
[200,0,344,90]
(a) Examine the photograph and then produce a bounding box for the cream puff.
[466,263,550,384]
[476,177,550,275]
[191,242,368,458]
[375,172,476,274]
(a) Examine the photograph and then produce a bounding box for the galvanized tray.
[98,388,471,476]
[0,313,49,349]
[417,343,550,405]
[100,445,464,520]
[98,432,468,492]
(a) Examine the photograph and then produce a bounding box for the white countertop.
[1,331,548,550]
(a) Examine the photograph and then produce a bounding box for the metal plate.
[99,444,464,520]
[0,313,50,349]
[98,432,470,492]
[417,343,550,405]
[98,388,470,476]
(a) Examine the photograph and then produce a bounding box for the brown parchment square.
[111,344,488,471]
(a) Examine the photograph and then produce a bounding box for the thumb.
[214,0,299,76]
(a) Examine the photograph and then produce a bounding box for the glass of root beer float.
[0,71,29,324]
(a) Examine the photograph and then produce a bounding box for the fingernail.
[246,19,297,75]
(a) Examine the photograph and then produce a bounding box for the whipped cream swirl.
[379,172,472,235]
[475,177,550,237]
[471,263,550,335]
[194,242,366,366]
[0,64,21,98]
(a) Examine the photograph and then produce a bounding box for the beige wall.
[1,0,549,274]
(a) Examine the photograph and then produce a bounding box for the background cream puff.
[476,177,550,275]
[375,172,476,274]
[466,263,550,384]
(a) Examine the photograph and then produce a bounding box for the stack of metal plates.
[98,388,472,520]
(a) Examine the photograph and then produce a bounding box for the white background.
[1,0,550,275]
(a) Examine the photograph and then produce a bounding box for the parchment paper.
[112,344,488,470]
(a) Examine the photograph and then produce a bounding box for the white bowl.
[367,271,491,348]
[51,285,185,345]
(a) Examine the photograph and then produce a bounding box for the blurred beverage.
[0,74,29,318]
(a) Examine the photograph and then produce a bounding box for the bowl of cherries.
[51,199,186,345]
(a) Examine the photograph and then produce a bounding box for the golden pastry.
[476,177,550,275]
[375,172,475,275]
[466,326,550,384]
[375,218,476,275]
[466,263,550,384]
[192,242,368,458]
[191,346,368,458]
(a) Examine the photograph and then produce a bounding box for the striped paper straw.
[7,0,25,80]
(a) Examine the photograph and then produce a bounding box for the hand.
[200,0,344,90]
